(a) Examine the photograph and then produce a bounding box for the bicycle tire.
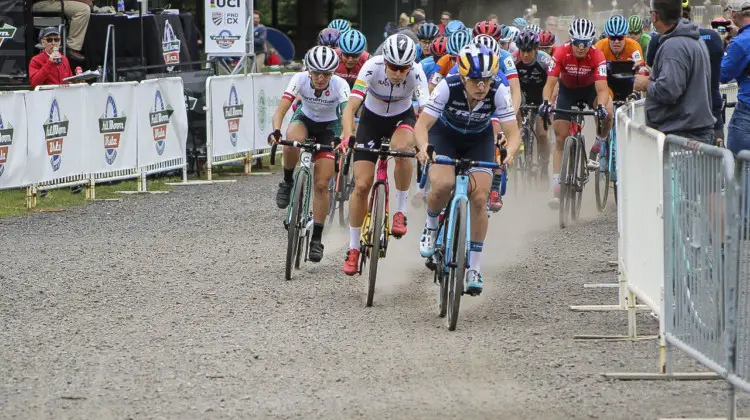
[285,171,307,280]
[338,170,352,226]
[572,136,585,221]
[327,177,337,224]
[437,223,448,318]
[559,136,576,228]
[366,183,386,307]
[522,126,534,188]
[447,200,467,331]
[595,140,610,212]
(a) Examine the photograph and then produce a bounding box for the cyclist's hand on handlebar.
[496,132,507,147]
[416,146,430,166]
[267,129,282,145]
[335,137,348,152]
[538,102,552,119]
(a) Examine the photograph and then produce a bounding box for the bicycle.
[421,145,503,331]
[543,100,602,228]
[270,139,334,280]
[517,104,542,191]
[350,138,415,307]
[327,148,354,226]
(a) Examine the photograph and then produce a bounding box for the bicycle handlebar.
[352,145,416,159]
[269,140,335,165]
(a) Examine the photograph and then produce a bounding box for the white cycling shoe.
[419,225,438,258]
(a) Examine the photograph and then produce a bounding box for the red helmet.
[538,30,556,47]
[431,36,448,57]
[473,20,502,40]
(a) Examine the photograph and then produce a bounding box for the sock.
[469,241,484,273]
[426,209,440,230]
[283,168,294,183]
[312,222,324,242]
[552,173,559,185]
[395,189,408,213]
[592,136,605,154]
[349,226,361,250]
[491,172,502,193]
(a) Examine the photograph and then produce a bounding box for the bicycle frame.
[360,149,391,257]
[436,174,472,273]
[287,150,313,228]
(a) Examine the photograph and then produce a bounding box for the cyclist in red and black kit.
[538,18,613,207]
[538,30,557,56]
[336,29,370,89]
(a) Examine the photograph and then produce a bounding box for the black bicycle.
[517,104,542,191]
[327,148,354,226]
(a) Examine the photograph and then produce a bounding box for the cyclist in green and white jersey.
[627,15,651,54]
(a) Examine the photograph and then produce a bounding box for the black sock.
[312,223,324,242]
[283,168,294,184]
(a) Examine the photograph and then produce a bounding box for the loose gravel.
[1,169,748,419]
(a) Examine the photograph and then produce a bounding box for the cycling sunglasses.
[44,37,61,43]
[571,39,593,48]
[310,71,333,78]
[342,53,361,60]
[519,48,536,53]
[608,35,625,41]
[385,62,410,72]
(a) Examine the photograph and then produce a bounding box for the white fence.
[204,72,293,180]
[0,73,295,204]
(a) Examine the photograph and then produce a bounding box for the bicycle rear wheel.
[366,183,386,307]
[595,142,610,212]
[559,136,576,228]
[327,177,337,224]
[447,200,467,331]
[521,126,534,188]
[286,171,307,280]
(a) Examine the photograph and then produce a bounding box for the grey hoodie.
[646,19,716,134]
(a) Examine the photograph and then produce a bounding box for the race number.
[429,73,443,85]
[504,56,516,71]
[597,63,607,77]
[632,50,642,62]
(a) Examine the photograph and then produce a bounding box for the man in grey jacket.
[634,0,716,143]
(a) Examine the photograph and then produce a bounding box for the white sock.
[552,173,560,185]
[470,250,483,272]
[395,189,408,213]
[349,227,361,250]
[426,210,440,230]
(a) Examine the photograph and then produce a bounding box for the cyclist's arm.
[417,78,449,151]
[542,76,558,103]
[493,86,521,162]
[272,98,293,132]
[341,96,362,141]
[593,60,609,107]
[276,73,304,131]
[509,78,522,116]
[551,82,559,105]
[414,112,438,153]
[499,118,521,163]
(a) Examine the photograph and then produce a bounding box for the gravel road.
[1,167,748,419]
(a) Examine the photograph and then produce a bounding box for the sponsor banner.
[0,91,28,189]
[205,0,247,56]
[250,73,294,153]
[136,77,188,167]
[208,75,254,158]
[25,85,89,183]
[88,82,139,174]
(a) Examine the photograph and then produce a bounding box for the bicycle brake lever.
[270,143,278,166]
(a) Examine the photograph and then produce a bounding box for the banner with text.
[88,82,139,175]
[250,73,294,153]
[25,85,89,184]
[208,75,255,158]
[136,78,188,168]
[0,92,28,189]
[204,0,247,56]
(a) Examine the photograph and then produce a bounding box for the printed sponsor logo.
[162,21,181,67]
[0,23,17,48]
[99,94,127,165]
[149,89,174,155]
[0,113,14,177]
[43,99,69,172]
[223,84,243,147]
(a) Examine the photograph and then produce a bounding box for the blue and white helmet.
[526,24,542,34]
[445,20,466,37]
[328,19,351,33]
[501,26,520,43]
[447,29,472,55]
[512,17,528,28]
[604,15,629,37]
[339,29,366,54]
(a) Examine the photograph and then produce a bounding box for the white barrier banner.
[204,0,247,55]
[250,73,294,153]
[0,92,28,189]
[208,75,254,157]
[137,78,188,167]
[25,85,89,183]
[88,82,139,174]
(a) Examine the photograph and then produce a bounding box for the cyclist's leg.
[275,118,306,208]
[535,117,551,176]
[309,124,337,262]
[465,128,495,289]
[420,122,457,257]
[588,87,613,167]
[389,108,418,236]
[488,120,504,211]
[552,86,574,198]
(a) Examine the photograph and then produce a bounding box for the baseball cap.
[411,12,425,24]
[39,27,60,40]
[727,0,750,11]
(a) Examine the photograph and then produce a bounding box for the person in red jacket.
[29,27,72,89]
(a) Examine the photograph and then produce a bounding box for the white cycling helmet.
[305,45,339,72]
[501,26,521,43]
[569,18,596,41]
[383,33,417,66]
[473,34,501,56]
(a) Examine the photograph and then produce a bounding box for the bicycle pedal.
[425,257,436,271]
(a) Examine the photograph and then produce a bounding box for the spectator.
[634,0,715,143]
[645,5,724,142]
[439,11,452,34]
[29,27,72,89]
[32,0,89,61]
[721,0,750,155]
[253,10,267,72]
[410,10,425,32]
[399,13,410,28]
[488,14,499,24]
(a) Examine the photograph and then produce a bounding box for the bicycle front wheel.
[595,142,610,212]
[366,183,386,307]
[338,168,352,226]
[447,200,467,331]
[559,136,576,229]
[286,171,307,280]
[572,136,586,221]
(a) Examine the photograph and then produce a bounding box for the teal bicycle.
[422,145,503,331]
[271,139,334,280]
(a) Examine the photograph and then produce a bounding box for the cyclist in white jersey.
[269,46,351,263]
[339,34,429,276]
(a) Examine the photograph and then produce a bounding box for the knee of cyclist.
[471,190,489,208]
[431,180,453,197]
[353,180,372,196]
[314,178,329,193]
